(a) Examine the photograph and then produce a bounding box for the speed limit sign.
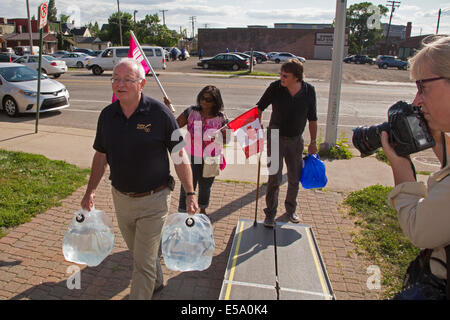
[39,1,48,29]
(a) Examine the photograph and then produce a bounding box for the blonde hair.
[409,35,450,80]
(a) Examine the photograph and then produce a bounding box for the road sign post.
[35,1,48,133]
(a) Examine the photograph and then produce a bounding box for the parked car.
[0,53,21,62]
[267,52,279,60]
[343,55,355,63]
[197,53,249,71]
[234,52,256,65]
[93,50,103,56]
[353,55,375,64]
[14,46,39,56]
[270,52,306,64]
[376,55,408,70]
[59,52,94,68]
[243,51,268,64]
[344,54,375,64]
[178,49,190,61]
[85,46,166,75]
[13,55,67,78]
[52,50,70,58]
[73,48,97,56]
[0,63,70,117]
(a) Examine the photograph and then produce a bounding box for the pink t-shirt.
[183,106,228,169]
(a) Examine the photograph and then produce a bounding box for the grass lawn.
[343,184,420,298]
[0,149,90,238]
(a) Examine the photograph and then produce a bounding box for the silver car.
[0,63,70,117]
[13,54,67,78]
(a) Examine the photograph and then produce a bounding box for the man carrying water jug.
[81,58,198,300]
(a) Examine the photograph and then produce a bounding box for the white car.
[13,54,67,78]
[86,46,166,75]
[0,63,70,117]
[271,52,306,64]
[59,52,94,68]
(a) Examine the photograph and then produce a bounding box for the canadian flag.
[227,107,264,158]
[112,34,150,102]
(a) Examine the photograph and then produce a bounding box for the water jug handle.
[76,212,85,223]
[185,217,195,227]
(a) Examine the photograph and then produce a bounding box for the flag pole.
[254,153,261,227]
[130,31,175,113]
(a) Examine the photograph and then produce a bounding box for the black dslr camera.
[352,101,435,157]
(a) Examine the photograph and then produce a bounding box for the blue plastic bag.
[300,154,328,189]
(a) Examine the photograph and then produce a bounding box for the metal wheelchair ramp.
[219,218,334,300]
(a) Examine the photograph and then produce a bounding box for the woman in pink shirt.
[165,85,228,215]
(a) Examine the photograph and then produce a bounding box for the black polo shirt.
[256,80,318,137]
[93,94,184,193]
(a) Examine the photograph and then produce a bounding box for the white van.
[85,46,166,75]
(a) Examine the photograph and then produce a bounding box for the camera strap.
[442,132,447,169]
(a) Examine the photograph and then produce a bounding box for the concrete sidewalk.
[0,121,434,300]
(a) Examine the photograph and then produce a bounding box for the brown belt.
[121,184,168,198]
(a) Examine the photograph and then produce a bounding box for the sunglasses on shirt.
[415,76,445,95]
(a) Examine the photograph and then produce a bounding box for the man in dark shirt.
[81,58,198,299]
[256,59,318,227]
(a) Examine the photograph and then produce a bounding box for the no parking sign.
[39,1,48,29]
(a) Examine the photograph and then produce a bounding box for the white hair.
[113,58,145,79]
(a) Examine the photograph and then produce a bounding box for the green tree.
[59,13,69,23]
[136,14,179,47]
[99,12,133,45]
[346,2,388,54]
[48,0,58,22]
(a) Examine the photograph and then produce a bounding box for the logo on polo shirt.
[137,123,151,133]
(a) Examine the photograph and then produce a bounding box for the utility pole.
[117,0,123,46]
[159,10,167,26]
[437,8,450,34]
[385,1,400,54]
[134,10,138,35]
[437,9,442,34]
[324,0,347,149]
[189,16,196,38]
[26,0,34,55]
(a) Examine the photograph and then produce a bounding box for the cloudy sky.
[2,0,449,36]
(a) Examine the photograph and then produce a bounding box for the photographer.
[381,35,450,299]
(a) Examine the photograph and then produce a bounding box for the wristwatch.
[186,192,196,196]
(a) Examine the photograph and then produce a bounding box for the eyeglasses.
[111,78,141,85]
[201,96,214,103]
[415,76,445,95]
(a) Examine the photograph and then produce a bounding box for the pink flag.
[112,34,150,102]
[227,107,264,159]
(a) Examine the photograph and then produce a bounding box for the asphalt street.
[0,67,417,145]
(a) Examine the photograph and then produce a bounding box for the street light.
[437,8,450,34]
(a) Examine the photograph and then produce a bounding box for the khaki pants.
[111,186,171,300]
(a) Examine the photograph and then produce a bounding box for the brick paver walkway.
[0,174,381,300]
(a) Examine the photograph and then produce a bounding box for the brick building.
[197,26,349,60]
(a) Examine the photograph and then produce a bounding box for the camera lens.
[352,122,389,157]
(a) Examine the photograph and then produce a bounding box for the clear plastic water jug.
[62,207,115,267]
[161,212,215,272]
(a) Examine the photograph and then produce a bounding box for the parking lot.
[162,57,412,83]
